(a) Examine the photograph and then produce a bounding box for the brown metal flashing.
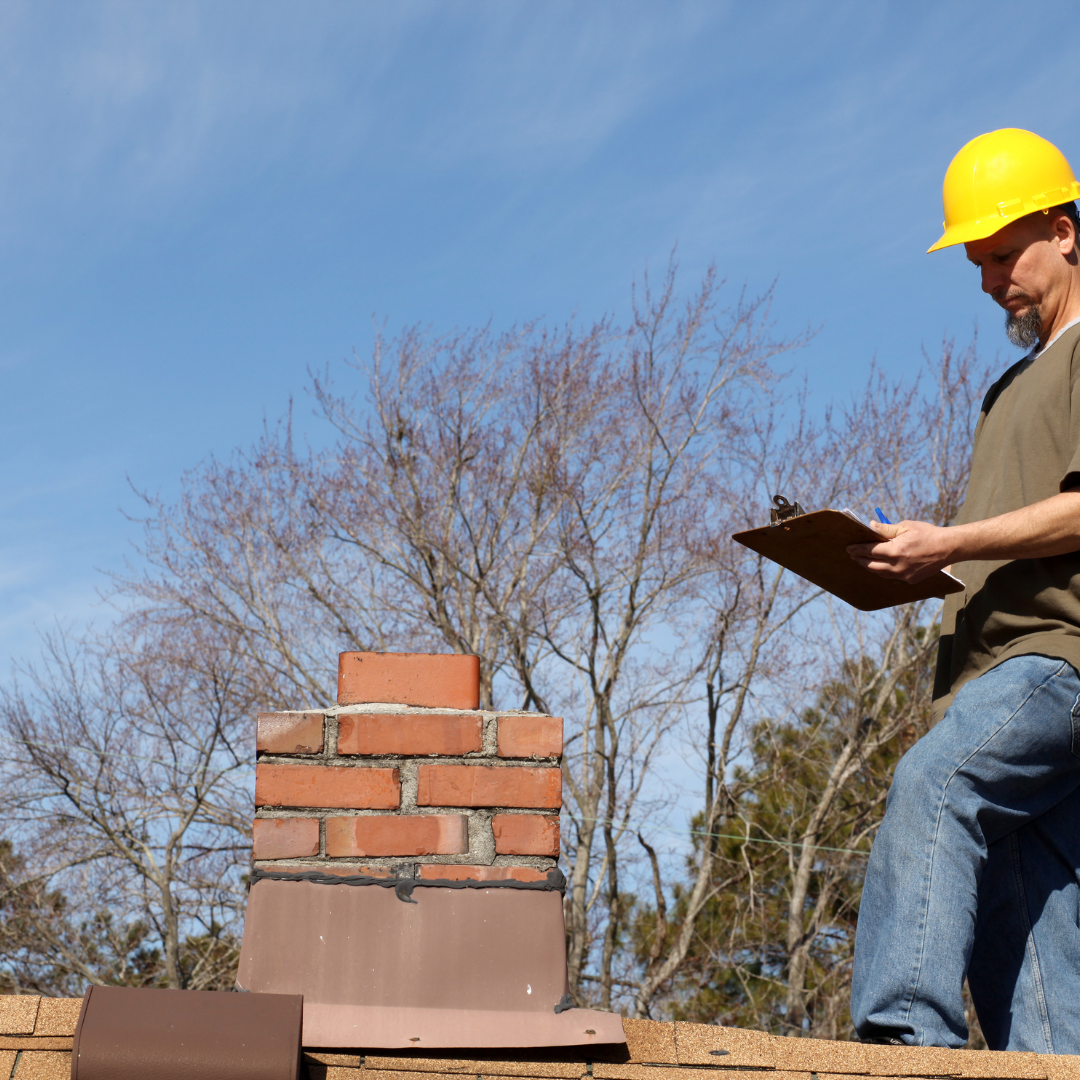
[238,879,624,1048]
[239,878,566,1011]
[70,985,303,1080]
[302,1003,625,1050]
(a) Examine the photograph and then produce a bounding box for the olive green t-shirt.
[933,319,1080,722]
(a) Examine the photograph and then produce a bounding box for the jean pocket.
[1072,694,1080,759]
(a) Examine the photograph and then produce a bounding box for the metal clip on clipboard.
[769,494,805,526]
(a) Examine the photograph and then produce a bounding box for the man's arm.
[847,489,1080,583]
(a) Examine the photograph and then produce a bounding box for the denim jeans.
[851,654,1080,1051]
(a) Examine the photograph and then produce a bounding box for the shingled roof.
[2,997,1075,1080]
[0,995,82,1079]
[302,1018,1080,1080]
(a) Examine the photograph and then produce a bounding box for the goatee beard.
[1005,306,1042,349]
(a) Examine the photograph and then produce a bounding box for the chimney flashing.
[241,652,609,1052]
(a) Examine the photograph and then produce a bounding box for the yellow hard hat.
[928,128,1080,253]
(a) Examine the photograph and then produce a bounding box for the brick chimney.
[238,652,623,1051]
[252,653,563,882]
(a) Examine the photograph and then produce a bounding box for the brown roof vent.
[71,985,303,1080]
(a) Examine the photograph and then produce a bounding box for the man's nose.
[981,264,1002,296]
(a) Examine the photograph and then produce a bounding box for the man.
[847,129,1080,1053]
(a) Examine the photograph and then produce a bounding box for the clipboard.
[732,496,965,611]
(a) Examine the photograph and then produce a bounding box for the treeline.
[0,265,988,1037]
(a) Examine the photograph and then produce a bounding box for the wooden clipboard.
[732,502,965,611]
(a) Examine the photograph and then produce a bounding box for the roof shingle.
[3,997,1077,1080]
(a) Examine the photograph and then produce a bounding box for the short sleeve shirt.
[933,319,1080,721]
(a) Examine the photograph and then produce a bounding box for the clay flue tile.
[675,1022,775,1069]
[0,996,39,1034]
[366,1057,586,1078]
[622,1019,677,1064]
[12,1049,69,1078]
[32,997,82,1036]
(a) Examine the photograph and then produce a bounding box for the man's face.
[964,212,1076,345]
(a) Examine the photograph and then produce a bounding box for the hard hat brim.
[928,176,1080,253]
[927,219,1001,253]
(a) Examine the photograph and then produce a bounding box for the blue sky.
[3,0,1080,669]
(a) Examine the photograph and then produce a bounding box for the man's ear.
[1054,213,1078,257]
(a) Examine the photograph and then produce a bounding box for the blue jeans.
[851,654,1080,1051]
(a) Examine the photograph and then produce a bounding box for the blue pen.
[874,507,892,524]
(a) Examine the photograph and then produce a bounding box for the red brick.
[252,817,320,859]
[417,865,551,883]
[338,652,480,709]
[493,814,560,856]
[416,764,561,808]
[337,713,481,756]
[325,815,469,857]
[256,764,400,809]
[497,715,563,758]
[257,711,324,754]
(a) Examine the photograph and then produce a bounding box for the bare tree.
[628,340,991,1035]
[523,268,803,1005]
[0,618,252,991]
[11,262,989,1034]
[112,262,809,1006]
